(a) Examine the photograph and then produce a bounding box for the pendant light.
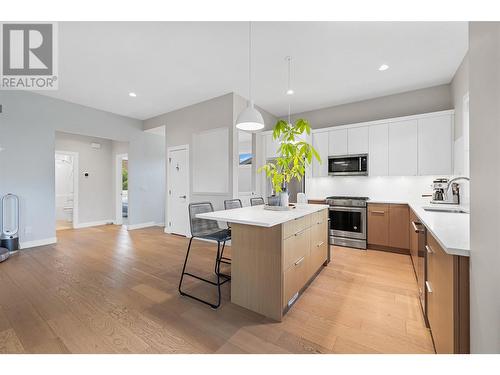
[236,22,265,132]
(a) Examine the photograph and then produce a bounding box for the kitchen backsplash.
[305,175,470,206]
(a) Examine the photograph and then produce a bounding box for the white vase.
[280,191,289,207]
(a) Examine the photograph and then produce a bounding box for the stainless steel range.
[326,196,369,249]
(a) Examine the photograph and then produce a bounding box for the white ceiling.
[39,22,468,120]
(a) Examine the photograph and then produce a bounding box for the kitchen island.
[197,204,329,321]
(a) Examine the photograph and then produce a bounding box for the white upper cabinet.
[368,124,389,176]
[328,129,348,156]
[312,132,329,177]
[418,115,453,175]
[388,119,418,176]
[265,133,280,159]
[348,127,369,154]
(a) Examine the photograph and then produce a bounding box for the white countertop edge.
[196,204,329,228]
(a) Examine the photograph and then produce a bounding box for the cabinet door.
[328,129,348,156]
[388,204,409,250]
[265,133,280,159]
[312,132,329,177]
[426,233,455,354]
[388,120,418,176]
[367,204,389,247]
[418,115,453,175]
[348,127,369,154]
[368,124,389,176]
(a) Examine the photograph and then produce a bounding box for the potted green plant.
[259,118,321,207]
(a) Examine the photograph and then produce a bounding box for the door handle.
[317,241,324,247]
[425,281,433,293]
[425,245,434,254]
[295,229,306,236]
[294,256,305,266]
[371,210,385,215]
[412,221,424,233]
[179,195,187,199]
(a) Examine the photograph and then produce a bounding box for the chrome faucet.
[446,176,470,205]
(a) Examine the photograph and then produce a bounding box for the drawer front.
[283,254,308,308]
[312,209,328,226]
[282,214,311,239]
[283,226,310,270]
[426,233,455,354]
[367,203,390,246]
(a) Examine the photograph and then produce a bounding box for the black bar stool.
[178,202,231,309]
[250,197,265,206]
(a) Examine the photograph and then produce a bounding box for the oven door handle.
[329,206,366,213]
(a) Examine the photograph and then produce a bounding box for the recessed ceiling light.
[286,89,294,95]
[129,92,137,97]
[378,64,389,71]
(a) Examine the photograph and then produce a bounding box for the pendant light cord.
[248,21,252,102]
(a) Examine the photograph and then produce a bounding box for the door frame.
[115,153,128,226]
[55,150,79,228]
[166,144,190,236]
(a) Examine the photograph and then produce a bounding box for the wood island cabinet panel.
[368,204,390,247]
[409,209,420,279]
[283,227,310,270]
[388,204,409,250]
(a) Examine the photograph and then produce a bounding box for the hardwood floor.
[0,225,434,354]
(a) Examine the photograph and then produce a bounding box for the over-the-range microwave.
[328,154,368,176]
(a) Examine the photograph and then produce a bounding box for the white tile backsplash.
[305,175,470,206]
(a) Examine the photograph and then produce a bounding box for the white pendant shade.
[236,100,264,131]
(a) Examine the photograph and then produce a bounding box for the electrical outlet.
[25,226,32,235]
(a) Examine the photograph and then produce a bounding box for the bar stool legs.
[178,237,230,309]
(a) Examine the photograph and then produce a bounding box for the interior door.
[167,147,190,236]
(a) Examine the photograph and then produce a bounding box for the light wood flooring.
[0,225,434,354]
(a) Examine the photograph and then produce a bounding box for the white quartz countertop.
[196,204,329,228]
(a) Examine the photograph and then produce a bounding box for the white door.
[167,147,190,236]
[388,120,418,176]
[328,129,348,156]
[418,115,453,175]
[368,124,389,176]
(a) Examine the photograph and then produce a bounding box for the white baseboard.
[73,220,114,229]
[20,237,57,249]
[127,221,157,230]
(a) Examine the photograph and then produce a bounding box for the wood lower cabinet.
[368,204,390,246]
[426,232,469,354]
[283,209,328,310]
[368,203,409,253]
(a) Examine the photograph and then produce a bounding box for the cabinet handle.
[425,281,433,293]
[371,210,385,215]
[425,245,434,254]
[317,241,325,247]
[294,256,305,266]
[412,221,424,233]
[295,229,306,236]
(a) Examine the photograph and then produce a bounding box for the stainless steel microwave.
[328,154,368,176]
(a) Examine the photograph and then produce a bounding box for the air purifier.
[1,193,20,252]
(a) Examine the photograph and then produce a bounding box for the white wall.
[55,131,114,225]
[0,91,165,247]
[469,21,500,354]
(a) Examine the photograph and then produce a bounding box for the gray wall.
[288,84,452,129]
[469,22,500,353]
[0,91,165,246]
[451,54,469,139]
[144,92,277,212]
[55,132,114,224]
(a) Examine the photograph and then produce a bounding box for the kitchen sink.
[423,206,469,214]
